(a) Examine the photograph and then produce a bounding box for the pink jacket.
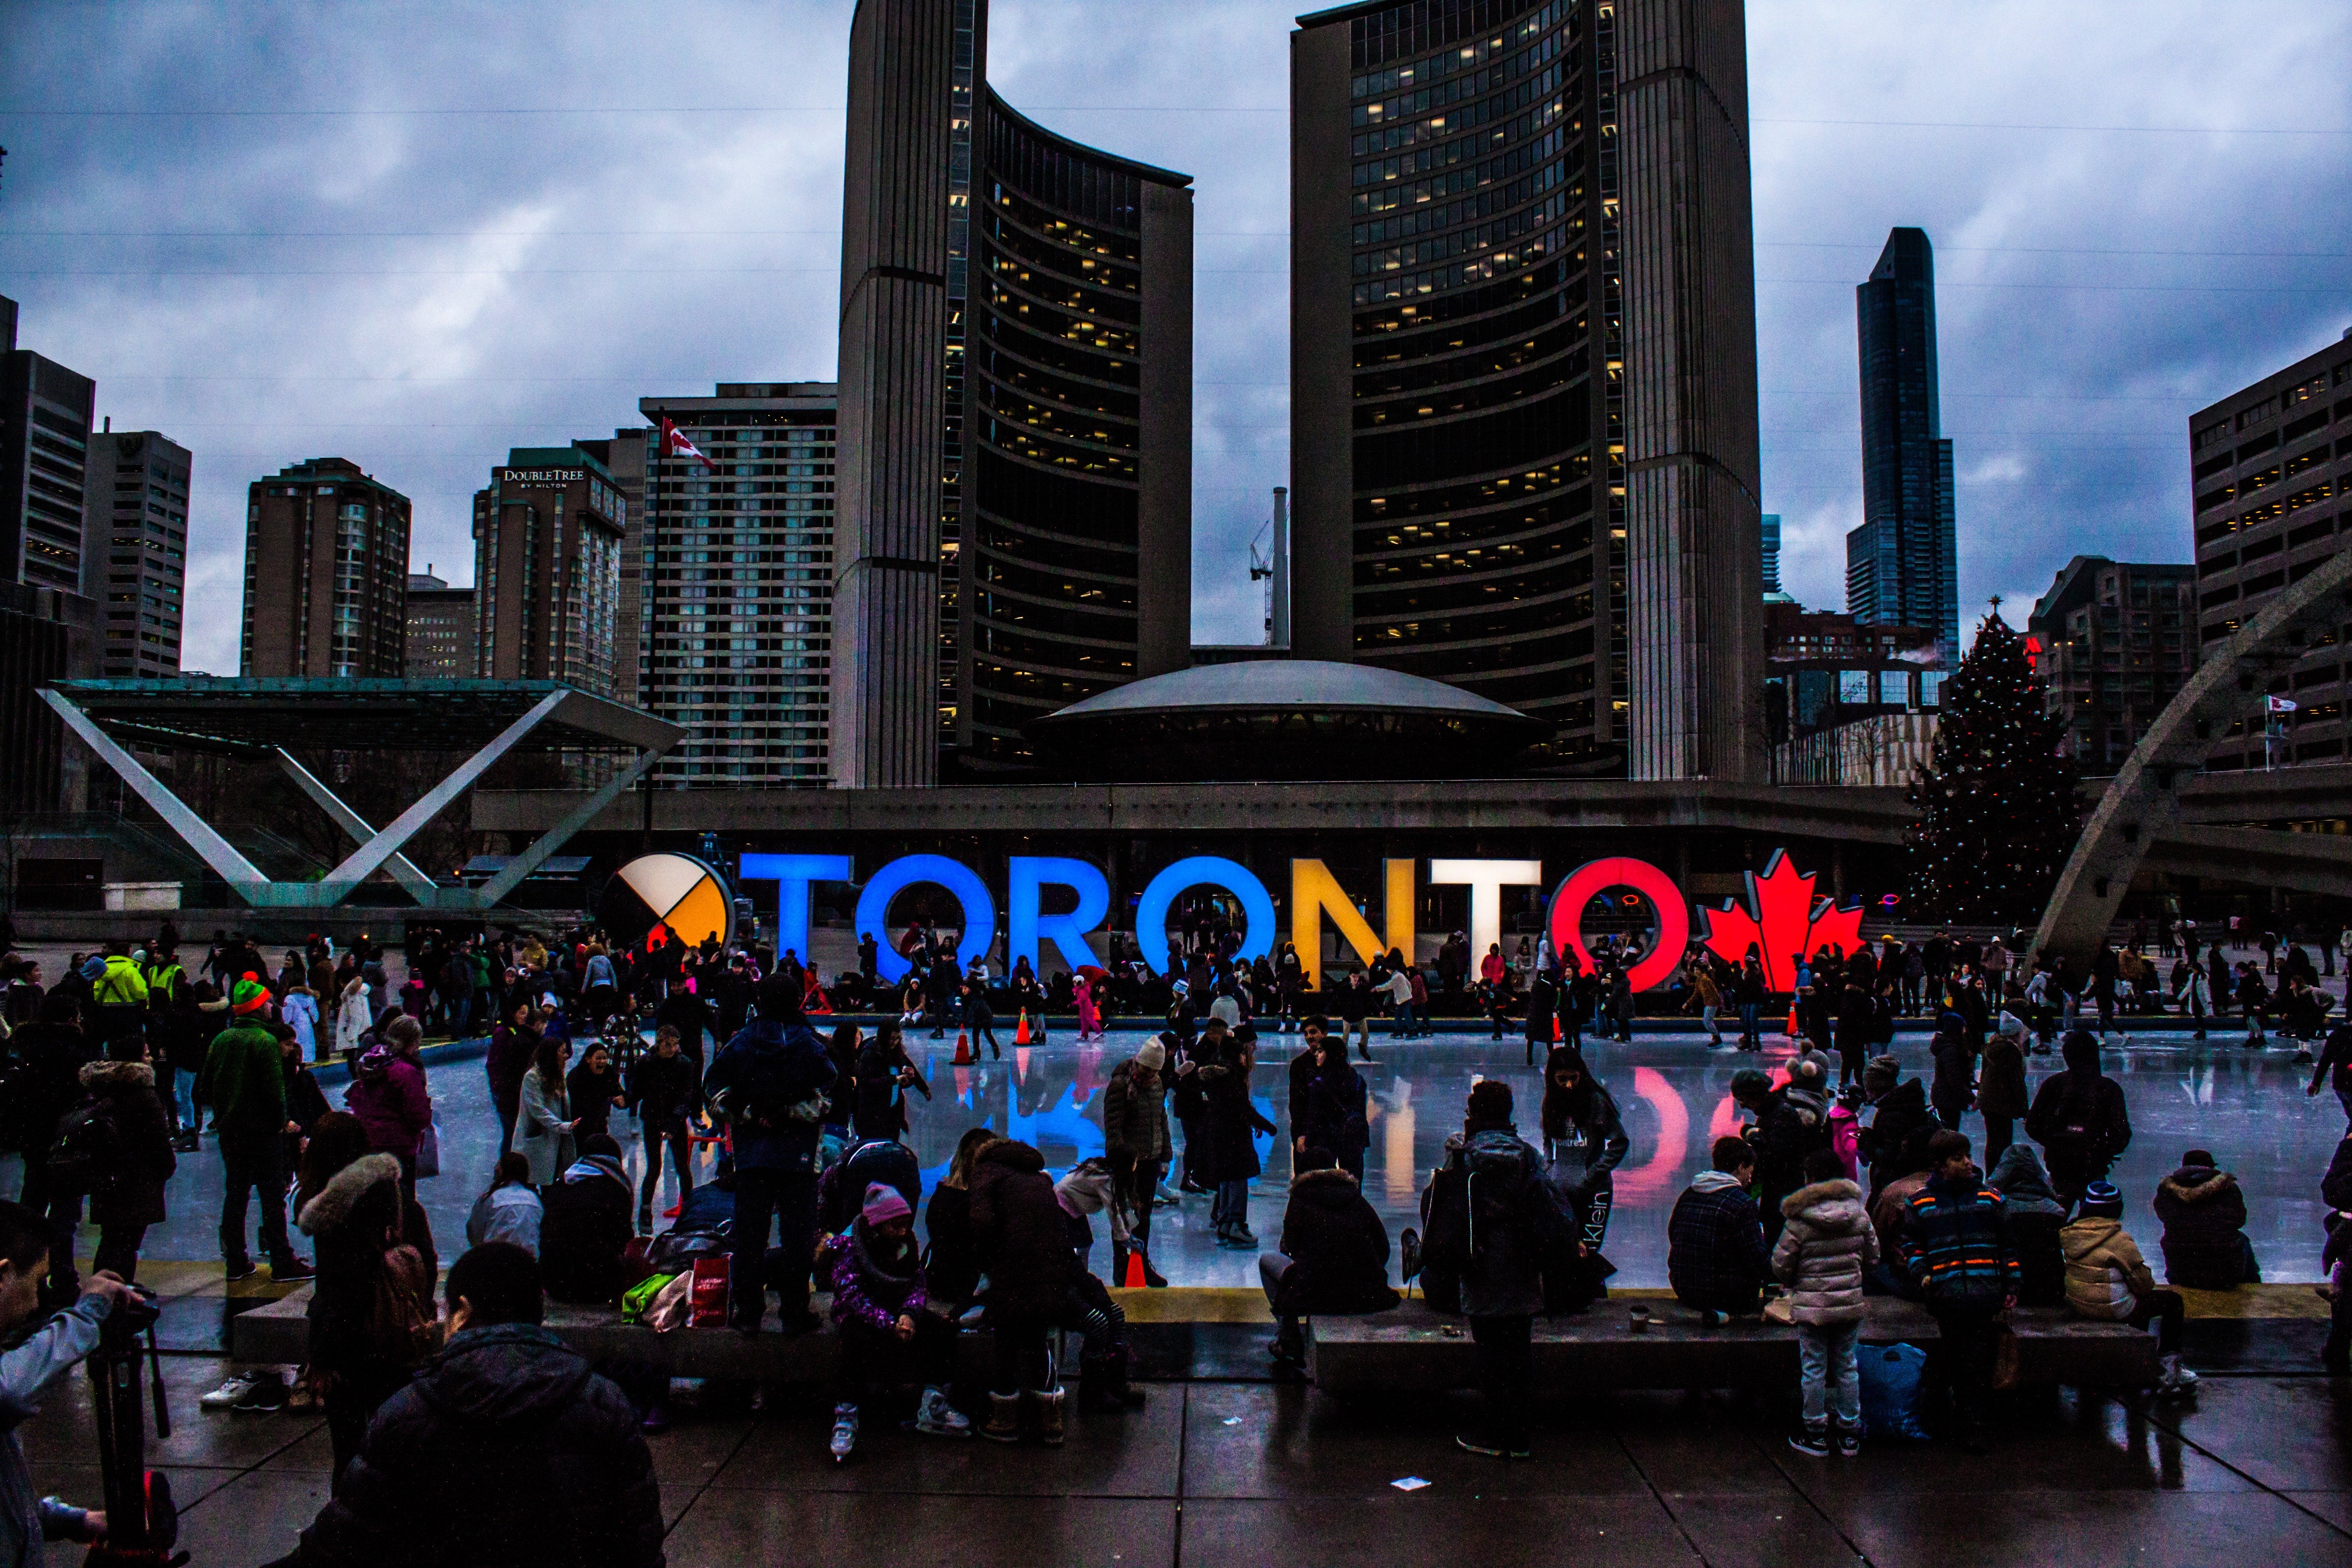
[346,1053,432,1156]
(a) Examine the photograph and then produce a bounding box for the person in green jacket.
[196,980,311,1282]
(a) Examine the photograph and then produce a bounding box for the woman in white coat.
[515,1033,578,1185]
[333,975,373,1057]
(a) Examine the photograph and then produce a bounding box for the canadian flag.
[657,415,714,473]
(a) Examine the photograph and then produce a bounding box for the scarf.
[850,1218,921,1308]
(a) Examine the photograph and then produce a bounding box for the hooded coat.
[1977,1029,2030,1121]
[1769,1178,1879,1324]
[2059,1214,2157,1321]
[1445,1125,1551,1318]
[1100,1059,1170,1167]
[298,1151,437,1376]
[2025,1032,2133,1185]
[2153,1163,2257,1288]
[1273,1168,1399,1315]
[1985,1144,2068,1306]
[967,1139,1077,1314]
[291,1322,664,1568]
[539,1154,635,1304]
[76,1059,175,1229]
[346,1050,432,1159]
[1859,1078,1934,1197]
[1192,1057,1276,1185]
[1668,1171,1771,1312]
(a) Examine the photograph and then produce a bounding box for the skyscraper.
[833,0,1195,786]
[1760,513,1795,604]
[1289,0,1763,779]
[1,294,98,597]
[574,428,647,706]
[83,429,192,679]
[240,457,411,678]
[470,446,626,694]
[1847,227,1958,661]
[637,384,838,785]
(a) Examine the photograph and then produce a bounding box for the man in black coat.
[275,1242,664,1568]
[1261,1148,1398,1366]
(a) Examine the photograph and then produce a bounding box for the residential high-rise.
[1,294,98,597]
[1847,227,1959,661]
[240,457,411,678]
[833,0,1195,786]
[83,429,192,679]
[403,569,476,681]
[638,385,837,785]
[470,446,626,694]
[0,296,101,812]
[2027,555,2197,773]
[573,429,648,706]
[2189,329,2352,769]
[1289,0,1764,779]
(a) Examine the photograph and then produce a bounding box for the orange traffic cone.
[1553,1013,1563,1043]
[952,1029,972,1066]
[1015,1010,1031,1046]
[1123,1248,1148,1288]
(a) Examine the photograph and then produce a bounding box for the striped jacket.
[1896,1176,2019,1308]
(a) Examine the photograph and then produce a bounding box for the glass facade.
[1332,0,1620,765]
[1848,227,1960,662]
[639,390,837,784]
[953,95,1174,770]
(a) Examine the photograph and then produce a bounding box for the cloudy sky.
[4,0,2349,674]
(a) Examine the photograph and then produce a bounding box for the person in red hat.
[196,976,313,1282]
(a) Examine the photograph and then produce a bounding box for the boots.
[2155,1354,2200,1396]
[1033,1387,1066,1447]
[1109,1344,1148,1408]
[1078,1355,1123,1413]
[1138,1249,1168,1289]
[1111,1242,1129,1289]
[980,1392,1022,1444]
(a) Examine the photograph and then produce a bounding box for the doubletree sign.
[740,847,1868,993]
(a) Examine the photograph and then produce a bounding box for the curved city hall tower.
[834,0,1195,786]
[1291,0,1761,779]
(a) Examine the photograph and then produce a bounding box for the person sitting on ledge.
[539,1133,635,1306]
[1668,1135,1771,1323]
[2153,1148,2261,1289]
[1985,1143,2069,1307]
[2062,1180,2196,1397]
[1261,1145,1399,1371]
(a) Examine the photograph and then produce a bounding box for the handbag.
[370,1241,441,1365]
[1762,1295,1796,1325]
[414,1115,440,1180]
[1989,1321,2024,1390]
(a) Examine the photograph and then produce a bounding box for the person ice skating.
[2025,1029,2132,1212]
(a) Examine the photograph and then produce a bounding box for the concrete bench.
[229,1288,990,1384]
[1305,1297,2162,1393]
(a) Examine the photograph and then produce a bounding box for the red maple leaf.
[1697,850,1867,993]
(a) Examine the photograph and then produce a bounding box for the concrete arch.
[2034,548,2352,966]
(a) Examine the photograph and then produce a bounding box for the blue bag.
[1857,1341,1932,1440]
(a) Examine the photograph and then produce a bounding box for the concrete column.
[832,0,957,787]
[1136,180,1196,678]
[1618,0,1765,781]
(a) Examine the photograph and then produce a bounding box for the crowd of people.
[2,908,2350,1566]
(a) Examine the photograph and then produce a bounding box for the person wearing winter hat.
[2061,1180,2195,1395]
[818,1181,970,1459]
[1100,1037,1171,1287]
[1857,1055,1934,1203]
[196,977,313,1282]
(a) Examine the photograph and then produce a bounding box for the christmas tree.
[1905,603,2083,925]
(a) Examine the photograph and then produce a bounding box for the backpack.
[47,1097,123,1195]
[718,1031,831,1127]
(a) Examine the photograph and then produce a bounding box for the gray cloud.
[3,0,2347,675]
